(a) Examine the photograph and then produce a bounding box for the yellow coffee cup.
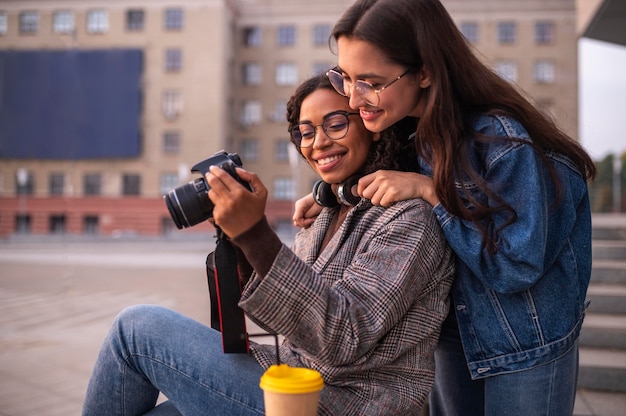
[259,364,324,416]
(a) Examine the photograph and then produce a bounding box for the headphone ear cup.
[312,180,339,208]
[336,175,361,206]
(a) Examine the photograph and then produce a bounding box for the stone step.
[574,389,626,416]
[581,313,626,350]
[578,348,626,392]
[593,227,626,241]
[593,240,626,260]
[586,284,626,315]
[591,261,626,284]
[592,214,626,241]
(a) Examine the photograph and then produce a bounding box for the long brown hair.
[332,0,596,252]
[286,73,418,176]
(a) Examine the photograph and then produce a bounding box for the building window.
[49,173,65,196]
[165,8,183,30]
[15,215,31,234]
[276,63,297,86]
[495,60,518,83]
[0,12,7,35]
[312,62,332,76]
[275,140,290,162]
[160,173,179,195]
[243,26,261,47]
[165,48,183,72]
[535,21,554,44]
[460,22,478,43]
[268,100,286,123]
[87,9,108,33]
[84,173,102,196]
[19,11,39,34]
[127,9,144,31]
[534,60,555,84]
[122,174,141,196]
[274,177,294,200]
[163,90,183,119]
[15,170,34,195]
[243,63,262,85]
[498,22,516,44]
[277,25,296,46]
[53,11,74,34]
[240,101,262,128]
[50,215,67,234]
[240,139,259,162]
[163,131,181,154]
[84,216,99,235]
[312,24,330,46]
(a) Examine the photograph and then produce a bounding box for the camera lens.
[163,178,214,229]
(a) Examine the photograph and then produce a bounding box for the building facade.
[0,0,579,238]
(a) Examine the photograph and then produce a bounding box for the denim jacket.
[417,114,592,379]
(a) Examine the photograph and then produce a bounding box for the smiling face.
[299,88,378,184]
[336,36,431,133]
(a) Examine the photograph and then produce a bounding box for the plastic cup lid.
[259,364,324,394]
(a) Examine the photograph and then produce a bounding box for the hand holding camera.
[164,150,267,238]
[206,165,268,238]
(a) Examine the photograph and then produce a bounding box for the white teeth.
[318,155,341,166]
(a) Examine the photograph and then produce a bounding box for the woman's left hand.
[206,166,267,238]
[358,170,439,207]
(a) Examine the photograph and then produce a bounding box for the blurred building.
[0,0,582,237]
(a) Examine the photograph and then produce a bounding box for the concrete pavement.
[1,229,625,415]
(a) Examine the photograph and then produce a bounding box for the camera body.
[164,151,250,229]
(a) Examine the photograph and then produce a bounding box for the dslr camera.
[164,150,251,229]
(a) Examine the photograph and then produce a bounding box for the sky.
[579,38,626,160]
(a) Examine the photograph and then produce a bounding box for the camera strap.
[205,227,249,353]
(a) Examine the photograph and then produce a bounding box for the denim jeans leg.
[82,304,266,416]
[484,339,579,416]
[429,313,484,416]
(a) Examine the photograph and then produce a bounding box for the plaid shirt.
[239,198,454,415]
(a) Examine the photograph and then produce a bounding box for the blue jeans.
[82,305,266,416]
[429,314,579,416]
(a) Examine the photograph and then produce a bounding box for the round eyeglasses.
[289,110,360,148]
[327,68,411,107]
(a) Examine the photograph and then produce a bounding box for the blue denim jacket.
[418,114,592,379]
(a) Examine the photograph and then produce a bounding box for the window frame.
[87,9,108,34]
[275,62,298,86]
[498,21,516,44]
[126,9,145,31]
[19,11,39,34]
[165,8,184,31]
[277,25,296,47]
[53,10,74,34]
[165,48,183,72]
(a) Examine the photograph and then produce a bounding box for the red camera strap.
[205,229,249,353]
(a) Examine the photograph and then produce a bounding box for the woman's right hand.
[293,193,321,228]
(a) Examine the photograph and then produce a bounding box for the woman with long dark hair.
[294,1,596,414]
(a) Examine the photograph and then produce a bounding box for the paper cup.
[259,364,324,416]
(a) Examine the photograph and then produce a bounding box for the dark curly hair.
[286,73,418,177]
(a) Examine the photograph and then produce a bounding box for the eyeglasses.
[327,68,411,107]
[289,110,360,148]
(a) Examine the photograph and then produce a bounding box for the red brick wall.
[0,197,295,237]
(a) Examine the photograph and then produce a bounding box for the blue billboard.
[0,49,143,159]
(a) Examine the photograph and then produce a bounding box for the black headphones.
[312,175,361,207]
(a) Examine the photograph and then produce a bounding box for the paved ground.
[0,224,625,415]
